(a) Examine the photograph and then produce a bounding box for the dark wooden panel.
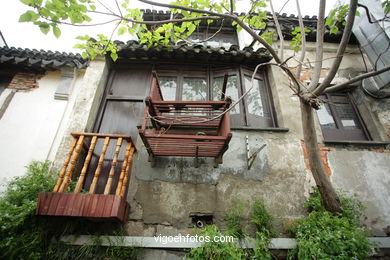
[55,192,70,216]
[102,195,115,218]
[63,193,76,216]
[47,192,61,215]
[71,193,84,216]
[36,193,129,222]
[110,68,152,97]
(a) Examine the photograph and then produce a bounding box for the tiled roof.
[115,40,273,64]
[141,9,357,44]
[0,47,88,71]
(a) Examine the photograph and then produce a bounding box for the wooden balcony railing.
[36,132,136,222]
[139,72,232,167]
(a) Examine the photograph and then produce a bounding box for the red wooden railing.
[36,132,136,222]
[139,72,232,167]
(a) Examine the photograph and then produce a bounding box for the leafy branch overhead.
[18,0,277,61]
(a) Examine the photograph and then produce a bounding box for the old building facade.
[0,9,389,255]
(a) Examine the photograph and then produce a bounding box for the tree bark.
[300,99,342,213]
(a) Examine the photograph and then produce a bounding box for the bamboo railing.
[53,132,136,197]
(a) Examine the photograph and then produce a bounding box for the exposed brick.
[301,140,332,176]
[370,149,390,153]
[7,72,42,91]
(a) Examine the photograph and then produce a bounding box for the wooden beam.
[104,137,123,195]
[59,135,85,192]
[74,136,97,193]
[89,137,110,194]
[53,137,77,192]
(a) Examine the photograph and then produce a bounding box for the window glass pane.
[159,76,177,100]
[317,104,336,128]
[335,103,361,129]
[182,77,207,101]
[212,75,240,114]
[244,75,270,117]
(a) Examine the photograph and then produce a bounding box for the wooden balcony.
[36,132,136,222]
[139,72,232,167]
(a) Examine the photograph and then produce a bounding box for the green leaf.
[118,27,126,35]
[110,52,118,61]
[20,0,33,5]
[81,52,88,59]
[188,23,196,34]
[52,26,61,38]
[39,25,50,34]
[19,12,32,22]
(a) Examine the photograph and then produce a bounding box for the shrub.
[225,201,245,239]
[186,225,246,260]
[250,200,273,259]
[251,200,272,236]
[0,161,56,259]
[304,187,366,226]
[289,188,373,259]
[0,161,138,260]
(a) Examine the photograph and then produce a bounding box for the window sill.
[231,127,289,132]
[324,140,390,146]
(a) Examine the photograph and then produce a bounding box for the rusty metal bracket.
[246,135,266,170]
[194,146,199,168]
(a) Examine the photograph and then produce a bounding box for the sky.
[0,0,338,53]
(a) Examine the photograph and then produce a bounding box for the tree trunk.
[300,99,342,213]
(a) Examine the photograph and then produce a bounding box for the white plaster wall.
[329,150,390,235]
[0,71,66,186]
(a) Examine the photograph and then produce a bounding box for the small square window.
[317,93,370,141]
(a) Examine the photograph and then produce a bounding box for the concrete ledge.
[60,236,390,249]
[232,127,289,132]
[324,140,390,146]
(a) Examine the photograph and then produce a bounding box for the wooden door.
[82,66,152,194]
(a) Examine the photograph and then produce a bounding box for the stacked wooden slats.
[139,73,232,165]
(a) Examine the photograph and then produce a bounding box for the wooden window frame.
[318,93,371,141]
[156,64,277,128]
[239,67,277,128]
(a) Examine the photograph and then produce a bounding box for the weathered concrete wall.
[51,57,108,172]
[124,61,317,236]
[129,130,313,224]
[0,71,66,187]
[122,41,390,237]
[329,150,390,236]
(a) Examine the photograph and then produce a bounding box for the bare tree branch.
[138,0,232,19]
[96,0,116,15]
[324,66,390,93]
[179,20,224,44]
[295,0,306,79]
[233,17,282,63]
[313,0,359,96]
[114,0,124,17]
[269,0,284,60]
[278,0,290,13]
[89,10,223,25]
[41,17,121,27]
[307,0,326,91]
